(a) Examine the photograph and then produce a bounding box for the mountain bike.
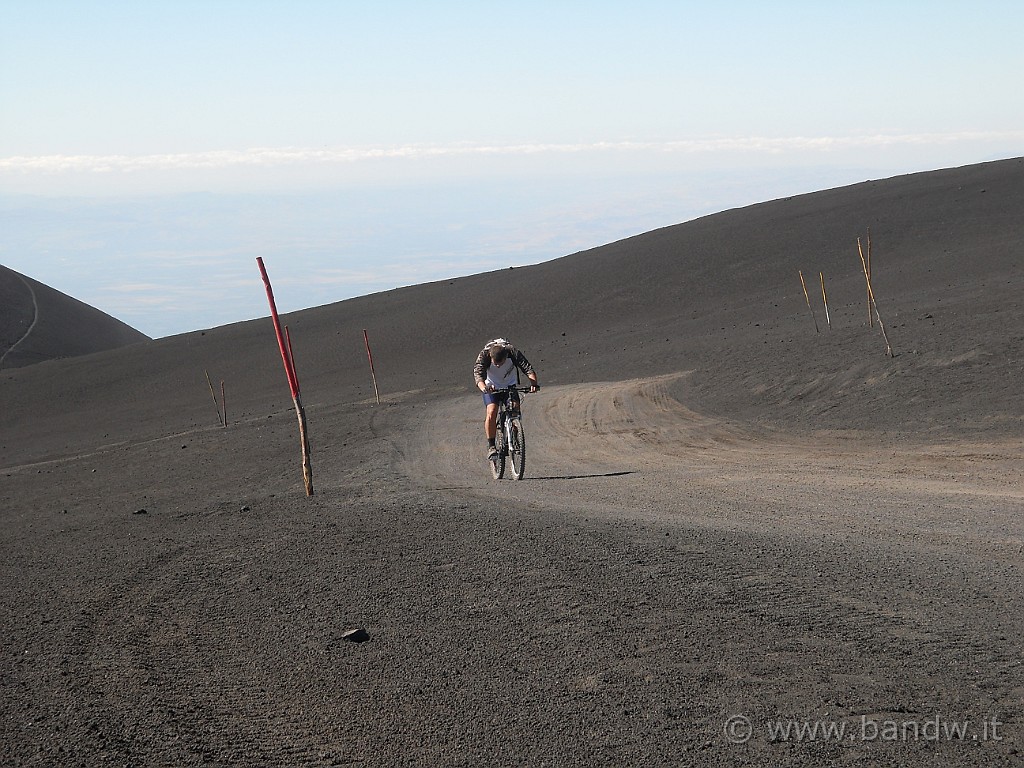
[489,386,531,480]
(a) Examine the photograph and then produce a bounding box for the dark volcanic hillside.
[0,264,150,370]
[2,157,1022,467]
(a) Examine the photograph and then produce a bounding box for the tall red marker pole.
[363,329,380,405]
[257,257,313,496]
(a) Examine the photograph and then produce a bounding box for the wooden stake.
[865,230,873,327]
[205,369,224,427]
[294,393,313,496]
[819,271,831,330]
[363,329,381,405]
[799,270,819,333]
[857,241,894,357]
[256,257,314,496]
[858,238,868,325]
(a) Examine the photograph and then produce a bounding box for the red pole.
[257,257,313,496]
[363,329,380,405]
[257,257,299,398]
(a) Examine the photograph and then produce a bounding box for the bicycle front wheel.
[508,417,526,480]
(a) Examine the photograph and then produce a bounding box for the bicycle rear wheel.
[508,417,526,480]
[490,425,506,480]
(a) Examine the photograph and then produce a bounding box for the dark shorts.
[483,389,520,407]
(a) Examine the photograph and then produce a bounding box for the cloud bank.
[4,132,1022,175]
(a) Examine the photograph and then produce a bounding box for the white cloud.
[3,131,1022,174]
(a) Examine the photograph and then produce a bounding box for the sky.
[1,1,1022,337]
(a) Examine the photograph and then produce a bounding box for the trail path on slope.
[0,271,39,368]
[399,373,1024,559]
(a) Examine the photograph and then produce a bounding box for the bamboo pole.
[256,257,314,496]
[205,369,225,427]
[857,239,893,357]
[799,270,819,333]
[819,271,831,330]
[866,229,873,327]
[363,329,380,405]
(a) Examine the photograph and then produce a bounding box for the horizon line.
[3,131,1023,175]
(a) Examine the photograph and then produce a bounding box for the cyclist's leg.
[482,390,502,438]
[485,402,499,439]
[483,391,502,459]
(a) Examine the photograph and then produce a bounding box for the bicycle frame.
[489,386,530,480]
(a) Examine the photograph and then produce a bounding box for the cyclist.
[474,338,540,462]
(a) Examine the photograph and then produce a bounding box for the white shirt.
[486,357,518,389]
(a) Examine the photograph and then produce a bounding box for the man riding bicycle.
[474,338,540,462]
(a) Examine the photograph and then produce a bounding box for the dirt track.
[406,376,1023,552]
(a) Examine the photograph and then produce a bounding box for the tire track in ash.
[0,271,40,368]
[53,542,289,764]
[47,513,363,766]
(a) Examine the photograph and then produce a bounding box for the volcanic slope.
[0,263,150,370]
[1,158,1022,766]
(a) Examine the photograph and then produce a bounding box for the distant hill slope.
[1,157,1021,467]
[0,264,150,369]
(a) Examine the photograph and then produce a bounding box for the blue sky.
[2,1,1023,337]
